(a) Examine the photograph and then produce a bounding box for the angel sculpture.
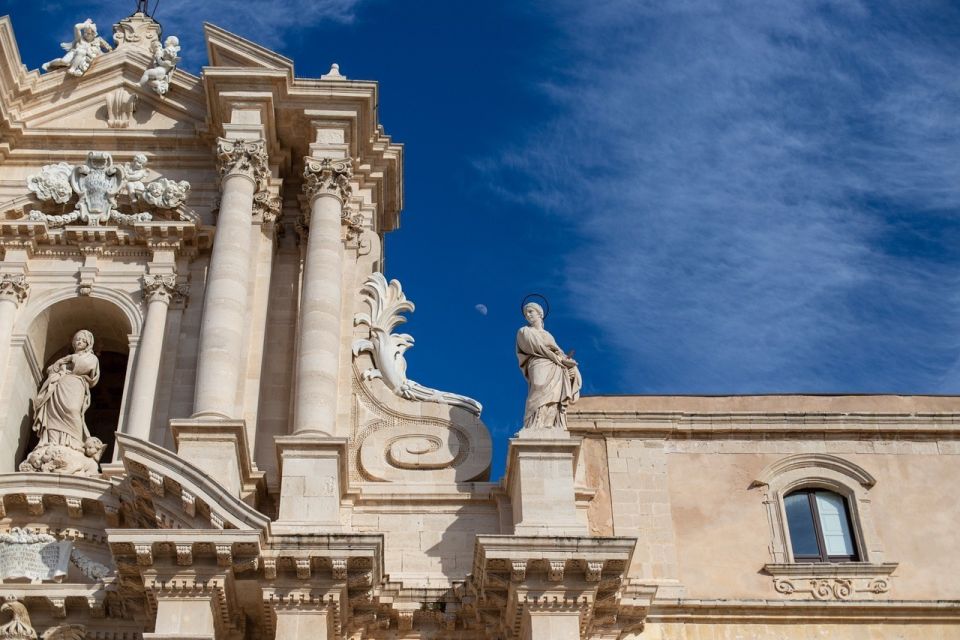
[140,35,181,95]
[42,19,112,77]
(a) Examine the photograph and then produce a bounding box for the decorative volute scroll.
[142,274,188,304]
[353,273,482,416]
[302,157,353,206]
[24,152,190,227]
[216,138,269,190]
[112,11,161,53]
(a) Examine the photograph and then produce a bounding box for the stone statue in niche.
[25,151,191,227]
[19,330,107,477]
[41,19,112,77]
[516,302,582,432]
[140,35,181,95]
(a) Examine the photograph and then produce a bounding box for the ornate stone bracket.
[469,535,643,639]
[352,272,482,416]
[764,562,898,601]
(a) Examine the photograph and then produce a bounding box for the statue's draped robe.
[32,351,100,450]
[516,326,582,430]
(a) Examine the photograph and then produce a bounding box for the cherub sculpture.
[123,153,149,203]
[140,35,181,95]
[42,19,112,77]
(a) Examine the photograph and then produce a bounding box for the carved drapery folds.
[216,138,269,191]
[0,274,29,306]
[353,273,482,416]
[24,152,190,228]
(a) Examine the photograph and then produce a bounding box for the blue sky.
[4,1,960,477]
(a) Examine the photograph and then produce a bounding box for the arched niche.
[3,294,136,473]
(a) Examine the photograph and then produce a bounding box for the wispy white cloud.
[37,0,362,68]
[483,0,960,392]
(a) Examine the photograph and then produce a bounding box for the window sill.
[763,562,898,600]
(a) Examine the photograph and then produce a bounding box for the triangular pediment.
[204,22,294,73]
[0,16,206,135]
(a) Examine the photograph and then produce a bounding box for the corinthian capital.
[142,274,184,305]
[216,138,269,189]
[302,157,353,204]
[0,274,29,306]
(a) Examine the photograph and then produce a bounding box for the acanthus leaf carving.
[0,275,29,307]
[352,273,482,416]
[0,600,36,640]
[302,157,352,205]
[216,138,269,191]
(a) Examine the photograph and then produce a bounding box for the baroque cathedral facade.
[0,9,957,640]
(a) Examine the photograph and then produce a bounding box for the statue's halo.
[520,293,550,319]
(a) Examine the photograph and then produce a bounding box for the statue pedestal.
[170,419,262,502]
[505,435,586,536]
[272,435,348,534]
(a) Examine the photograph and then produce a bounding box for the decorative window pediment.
[751,453,896,599]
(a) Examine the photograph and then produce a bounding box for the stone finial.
[320,63,347,80]
[216,138,269,191]
[0,274,29,306]
[112,11,162,53]
[302,157,353,204]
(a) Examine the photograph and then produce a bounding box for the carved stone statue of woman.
[20,330,105,477]
[516,303,582,432]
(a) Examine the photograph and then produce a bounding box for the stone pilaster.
[0,273,28,402]
[192,138,267,419]
[126,274,181,442]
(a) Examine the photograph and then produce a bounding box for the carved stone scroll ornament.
[0,529,73,583]
[352,273,482,415]
[25,152,190,228]
[0,275,29,306]
[216,138,269,191]
[302,157,352,205]
[142,274,188,305]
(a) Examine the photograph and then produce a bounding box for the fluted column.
[126,274,180,442]
[0,274,29,387]
[293,158,353,435]
[193,138,268,418]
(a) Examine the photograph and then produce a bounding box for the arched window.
[784,489,858,562]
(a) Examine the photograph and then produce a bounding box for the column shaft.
[194,140,265,418]
[0,275,29,403]
[293,195,343,434]
[126,280,173,441]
